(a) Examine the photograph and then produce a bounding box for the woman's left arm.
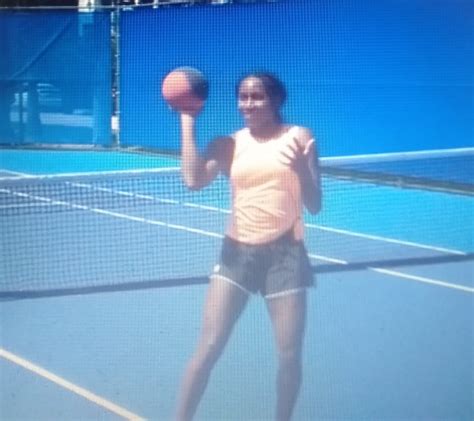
[278,126,323,214]
[296,128,322,214]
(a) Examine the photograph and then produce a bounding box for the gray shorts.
[210,230,314,299]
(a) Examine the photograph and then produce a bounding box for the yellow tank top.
[226,126,304,245]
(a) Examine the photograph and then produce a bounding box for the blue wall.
[120,0,473,156]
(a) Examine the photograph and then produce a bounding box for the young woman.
[176,72,322,421]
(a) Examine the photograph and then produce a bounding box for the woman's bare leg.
[175,278,249,421]
[266,291,307,421]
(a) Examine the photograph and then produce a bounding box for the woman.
[176,72,322,421]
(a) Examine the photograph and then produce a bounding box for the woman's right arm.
[180,113,229,190]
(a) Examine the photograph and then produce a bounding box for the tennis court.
[1,147,472,420]
[1,0,473,419]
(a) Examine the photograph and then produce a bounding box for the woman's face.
[238,77,279,130]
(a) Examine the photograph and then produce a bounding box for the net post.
[111,1,121,147]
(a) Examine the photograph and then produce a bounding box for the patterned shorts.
[210,230,314,299]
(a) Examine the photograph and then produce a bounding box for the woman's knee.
[277,345,303,369]
[191,337,226,371]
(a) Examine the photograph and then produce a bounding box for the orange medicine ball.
[161,67,209,113]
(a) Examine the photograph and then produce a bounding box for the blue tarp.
[119,0,473,156]
[0,11,112,145]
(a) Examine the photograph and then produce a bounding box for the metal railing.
[0,0,241,10]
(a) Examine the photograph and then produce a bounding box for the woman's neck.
[248,122,286,141]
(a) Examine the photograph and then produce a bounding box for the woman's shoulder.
[286,125,314,141]
[231,127,250,141]
[205,135,235,165]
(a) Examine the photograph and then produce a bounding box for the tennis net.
[320,148,474,196]
[0,150,472,299]
[0,168,231,298]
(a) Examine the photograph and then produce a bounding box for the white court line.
[308,253,474,294]
[0,188,223,239]
[369,267,474,293]
[321,147,474,164]
[68,180,466,256]
[0,166,181,182]
[0,169,28,176]
[0,202,62,210]
[309,253,348,265]
[3,186,472,294]
[305,223,466,256]
[0,348,145,421]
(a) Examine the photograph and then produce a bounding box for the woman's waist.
[226,208,303,245]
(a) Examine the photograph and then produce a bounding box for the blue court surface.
[1,150,472,421]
